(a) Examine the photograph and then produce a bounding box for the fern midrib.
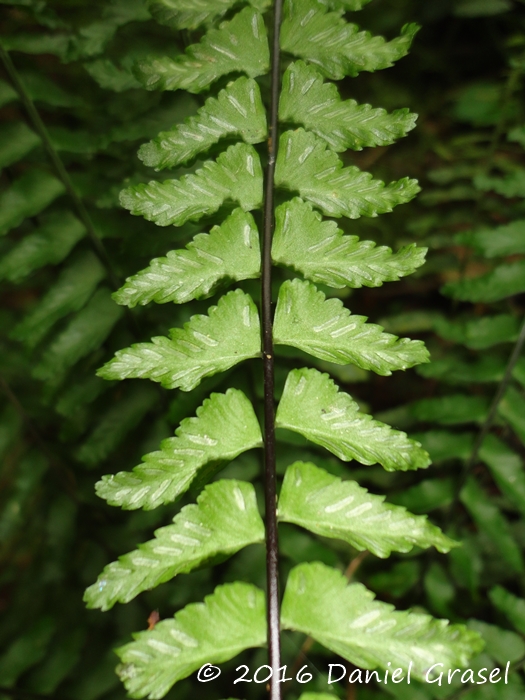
[262,1,284,697]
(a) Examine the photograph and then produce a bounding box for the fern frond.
[390,474,456,512]
[272,198,426,288]
[76,384,158,467]
[499,386,525,446]
[474,170,525,198]
[281,0,419,80]
[325,0,374,9]
[414,430,474,465]
[148,0,271,30]
[460,476,524,573]
[95,389,263,510]
[33,288,123,383]
[408,394,488,426]
[2,33,71,60]
[0,615,57,688]
[417,355,505,385]
[72,1,151,60]
[278,462,456,557]
[55,375,108,419]
[101,0,152,25]
[86,480,264,610]
[11,253,105,347]
[84,59,142,92]
[279,61,417,152]
[0,78,17,108]
[471,620,525,669]
[275,130,420,219]
[274,279,429,375]
[480,434,525,517]
[0,121,40,169]
[433,313,519,349]
[489,586,525,636]
[113,210,260,308]
[120,142,263,226]
[275,368,430,470]
[514,357,525,388]
[134,8,269,93]
[116,582,266,699]
[442,260,525,303]
[0,211,85,283]
[99,289,260,391]
[455,219,525,257]
[0,70,83,109]
[139,77,267,169]
[0,170,65,236]
[281,563,484,679]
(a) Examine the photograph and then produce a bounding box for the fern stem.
[449,314,525,516]
[262,0,284,695]
[0,46,121,292]
[448,309,525,513]
[465,312,525,471]
[485,65,522,171]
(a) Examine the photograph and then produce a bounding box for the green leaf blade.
[417,354,505,385]
[275,130,420,219]
[95,388,263,510]
[148,0,271,30]
[325,0,374,10]
[11,252,105,347]
[272,198,426,288]
[474,170,525,198]
[275,368,430,471]
[139,77,267,169]
[480,434,525,518]
[281,0,419,80]
[489,586,525,636]
[113,209,261,308]
[117,582,266,699]
[86,479,265,610]
[278,462,456,557]
[0,170,65,236]
[279,61,417,152]
[460,477,524,573]
[499,385,525,446]
[456,220,525,258]
[274,279,429,375]
[0,122,40,170]
[99,289,261,391]
[33,288,123,384]
[281,562,483,679]
[120,143,263,227]
[0,211,85,283]
[84,59,141,92]
[0,617,56,687]
[433,313,519,350]
[442,260,525,303]
[148,0,236,29]
[408,394,489,426]
[76,384,158,468]
[0,79,17,109]
[2,33,71,60]
[135,8,269,94]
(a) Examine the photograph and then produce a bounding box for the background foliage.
[1,1,525,700]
